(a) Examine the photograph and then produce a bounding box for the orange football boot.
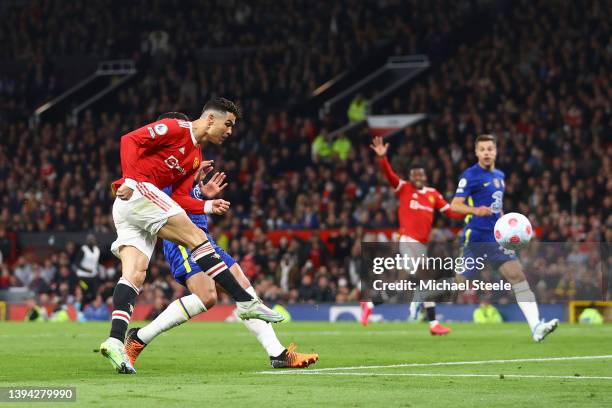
[270,343,319,368]
[124,328,147,366]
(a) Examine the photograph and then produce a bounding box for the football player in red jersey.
[363,136,463,335]
[100,98,283,374]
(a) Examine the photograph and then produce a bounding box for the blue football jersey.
[454,163,505,231]
[161,184,209,275]
[161,184,209,231]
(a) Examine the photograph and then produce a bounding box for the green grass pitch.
[1,322,611,407]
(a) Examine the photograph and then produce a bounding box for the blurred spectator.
[14,257,32,287]
[347,94,367,122]
[314,276,336,302]
[146,296,169,320]
[83,295,111,321]
[311,128,333,162]
[297,275,317,303]
[0,263,10,289]
[24,297,47,322]
[473,300,503,324]
[332,133,352,162]
[0,226,11,262]
[75,234,101,304]
[28,263,50,295]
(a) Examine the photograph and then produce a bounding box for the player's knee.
[500,260,525,283]
[119,247,149,287]
[122,268,147,287]
[197,290,217,310]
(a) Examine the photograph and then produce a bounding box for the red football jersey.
[111,119,204,211]
[379,156,461,243]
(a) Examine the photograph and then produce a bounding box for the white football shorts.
[111,181,185,260]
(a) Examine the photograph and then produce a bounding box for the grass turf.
[0,322,611,407]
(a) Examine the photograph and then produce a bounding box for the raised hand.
[200,172,228,198]
[369,136,389,157]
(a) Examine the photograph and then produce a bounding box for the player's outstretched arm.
[434,191,464,219]
[450,197,492,217]
[370,136,402,188]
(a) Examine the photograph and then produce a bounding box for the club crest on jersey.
[493,178,501,188]
[193,157,200,169]
[164,155,186,175]
[428,195,435,204]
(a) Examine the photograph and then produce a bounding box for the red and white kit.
[379,156,458,245]
[110,119,210,260]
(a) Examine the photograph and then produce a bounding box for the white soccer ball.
[494,212,533,250]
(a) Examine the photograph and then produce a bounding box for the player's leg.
[424,301,451,335]
[158,214,283,322]
[360,301,374,326]
[160,214,281,319]
[101,188,162,374]
[499,260,558,341]
[401,238,450,335]
[125,271,217,366]
[99,246,148,374]
[158,213,252,300]
[222,242,318,368]
[141,272,216,343]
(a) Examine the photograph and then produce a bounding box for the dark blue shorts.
[458,228,518,278]
[163,231,236,287]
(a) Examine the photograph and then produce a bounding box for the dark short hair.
[157,112,190,121]
[475,134,497,146]
[202,97,242,119]
[409,161,425,171]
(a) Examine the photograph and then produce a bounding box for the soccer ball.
[494,212,533,250]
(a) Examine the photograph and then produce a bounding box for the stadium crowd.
[0,0,609,316]
[0,0,479,120]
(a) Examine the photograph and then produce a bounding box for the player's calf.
[160,216,255,302]
[135,293,209,348]
[107,246,149,343]
[187,272,218,310]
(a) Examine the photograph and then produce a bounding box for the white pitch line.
[258,355,612,374]
[259,372,612,380]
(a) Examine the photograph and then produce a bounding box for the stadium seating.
[0,0,609,311]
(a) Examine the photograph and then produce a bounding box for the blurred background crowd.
[0,0,609,318]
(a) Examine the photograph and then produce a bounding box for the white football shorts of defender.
[111,181,185,261]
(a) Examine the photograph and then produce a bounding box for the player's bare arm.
[450,196,493,216]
